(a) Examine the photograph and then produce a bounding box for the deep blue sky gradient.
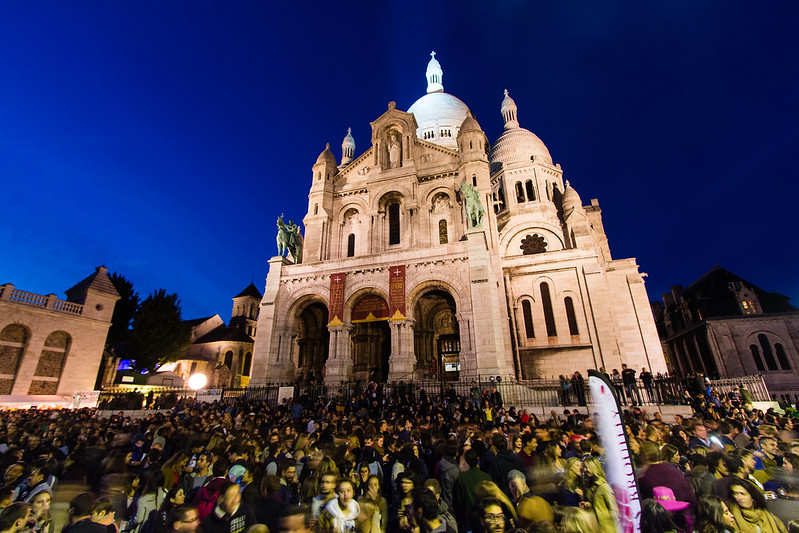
[2,2,798,321]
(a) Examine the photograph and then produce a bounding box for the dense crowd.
[0,379,798,533]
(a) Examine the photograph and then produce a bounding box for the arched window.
[347,233,355,257]
[515,182,525,203]
[314,204,318,215]
[242,352,252,376]
[472,175,477,186]
[224,350,234,370]
[30,331,70,394]
[540,283,557,337]
[525,180,535,201]
[759,334,778,370]
[0,324,29,395]
[438,220,448,244]
[775,344,791,370]
[750,344,765,371]
[564,297,579,335]
[388,203,400,245]
[522,300,535,339]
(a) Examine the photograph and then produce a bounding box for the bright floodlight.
[188,373,207,390]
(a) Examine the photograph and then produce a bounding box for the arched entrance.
[413,290,459,381]
[296,302,329,384]
[350,294,391,382]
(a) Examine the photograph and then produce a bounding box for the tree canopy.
[107,272,139,349]
[126,288,191,372]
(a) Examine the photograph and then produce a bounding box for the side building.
[652,266,799,397]
[0,266,119,397]
[251,54,667,385]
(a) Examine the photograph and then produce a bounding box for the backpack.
[195,484,221,520]
[138,509,166,533]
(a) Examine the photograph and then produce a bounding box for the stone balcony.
[0,284,84,315]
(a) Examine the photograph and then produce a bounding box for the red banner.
[328,273,346,326]
[389,265,406,320]
[351,295,390,323]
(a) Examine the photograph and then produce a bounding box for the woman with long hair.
[390,471,419,533]
[695,495,736,533]
[161,452,189,492]
[639,499,680,533]
[727,479,786,533]
[560,507,598,533]
[580,456,619,532]
[359,475,388,533]
[133,472,167,533]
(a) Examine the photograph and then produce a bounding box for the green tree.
[107,272,140,349]
[128,289,192,372]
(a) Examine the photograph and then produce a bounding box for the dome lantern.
[341,128,355,165]
[426,51,444,94]
[501,89,519,129]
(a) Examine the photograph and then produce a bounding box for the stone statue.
[460,182,485,229]
[388,131,401,168]
[276,214,303,263]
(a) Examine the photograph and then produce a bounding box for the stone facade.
[251,54,667,385]
[652,266,799,397]
[0,266,119,396]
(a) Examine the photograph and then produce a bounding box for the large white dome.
[408,92,471,150]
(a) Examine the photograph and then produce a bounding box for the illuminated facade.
[251,54,667,384]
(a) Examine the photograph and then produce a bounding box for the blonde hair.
[473,481,519,525]
[561,507,598,533]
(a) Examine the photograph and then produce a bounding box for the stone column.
[325,325,353,383]
[271,325,297,383]
[388,319,416,381]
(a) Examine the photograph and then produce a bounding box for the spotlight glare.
[188,373,208,390]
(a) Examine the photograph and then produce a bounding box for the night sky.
[2,2,798,321]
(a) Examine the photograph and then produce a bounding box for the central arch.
[350,294,391,382]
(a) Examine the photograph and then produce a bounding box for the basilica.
[250,54,666,385]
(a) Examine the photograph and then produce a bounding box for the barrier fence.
[96,374,770,411]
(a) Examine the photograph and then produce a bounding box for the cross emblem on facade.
[393,268,402,276]
[333,276,341,282]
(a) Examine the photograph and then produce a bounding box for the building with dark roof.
[168,283,260,388]
[0,266,119,400]
[652,266,799,397]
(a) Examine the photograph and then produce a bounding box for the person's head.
[423,479,441,501]
[580,457,606,488]
[166,505,199,533]
[278,505,312,533]
[729,479,766,510]
[559,507,598,533]
[696,495,735,532]
[478,498,505,533]
[759,436,779,457]
[507,470,528,501]
[0,489,13,510]
[217,482,241,514]
[319,473,337,496]
[0,503,31,533]
[68,492,96,520]
[335,478,355,507]
[639,499,678,533]
[396,471,416,495]
[366,475,382,498]
[3,465,23,486]
[279,461,297,483]
[29,491,51,520]
[166,487,186,506]
[690,421,708,440]
[411,487,439,523]
[195,452,211,472]
[358,463,370,483]
[91,497,115,524]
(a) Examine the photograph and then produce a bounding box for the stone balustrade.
[0,284,84,315]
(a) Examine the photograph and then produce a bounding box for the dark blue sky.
[2,2,798,321]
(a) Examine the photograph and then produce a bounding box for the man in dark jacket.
[200,482,256,533]
[488,434,525,497]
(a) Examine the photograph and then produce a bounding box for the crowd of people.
[0,379,797,533]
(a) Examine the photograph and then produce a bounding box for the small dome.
[458,114,482,135]
[408,93,470,150]
[490,127,552,166]
[315,143,337,166]
[562,180,583,209]
[490,90,552,166]
[425,51,444,93]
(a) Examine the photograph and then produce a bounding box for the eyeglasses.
[483,513,504,523]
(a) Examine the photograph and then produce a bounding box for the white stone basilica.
[250,53,666,385]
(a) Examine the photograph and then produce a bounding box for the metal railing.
[97,374,770,410]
